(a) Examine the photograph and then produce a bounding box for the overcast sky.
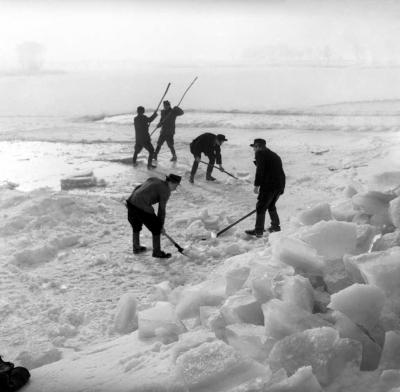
[1,0,400,70]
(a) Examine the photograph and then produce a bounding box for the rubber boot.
[147,152,156,169]
[132,152,139,167]
[153,145,161,161]
[152,235,171,258]
[206,164,216,181]
[170,146,177,162]
[133,232,147,254]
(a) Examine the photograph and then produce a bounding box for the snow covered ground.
[1,101,400,391]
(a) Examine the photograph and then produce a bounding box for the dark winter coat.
[127,177,171,226]
[157,107,184,135]
[134,112,157,143]
[254,147,285,193]
[190,133,222,165]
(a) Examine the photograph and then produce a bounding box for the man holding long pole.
[189,132,227,183]
[245,138,285,237]
[153,100,184,162]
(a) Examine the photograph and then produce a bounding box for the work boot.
[147,164,157,170]
[152,250,172,259]
[245,229,263,238]
[170,155,177,162]
[189,175,194,184]
[133,232,147,254]
[267,226,281,233]
[206,175,216,181]
[133,161,139,167]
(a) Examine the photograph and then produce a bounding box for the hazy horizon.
[2,0,400,72]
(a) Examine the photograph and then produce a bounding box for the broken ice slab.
[175,340,270,392]
[277,275,314,313]
[331,199,358,222]
[299,220,357,261]
[225,323,276,362]
[199,306,226,339]
[268,327,362,386]
[329,283,385,331]
[331,310,382,371]
[225,266,250,296]
[379,330,400,371]
[389,196,400,228]
[262,299,330,341]
[221,293,264,326]
[270,235,324,275]
[344,247,400,303]
[112,293,137,334]
[138,301,185,340]
[352,191,395,216]
[298,203,332,226]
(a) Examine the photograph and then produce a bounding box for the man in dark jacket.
[153,100,184,162]
[245,138,285,237]
[189,133,227,183]
[133,106,157,169]
[126,174,181,258]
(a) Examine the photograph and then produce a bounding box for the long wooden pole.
[149,82,171,135]
[199,160,239,180]
[216,210,257,237]
[177,76,198,106]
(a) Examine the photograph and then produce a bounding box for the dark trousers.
[133,140,155,166]
[155,132,176,157]
[255,189,281,232]
[127,203,162,235]
[190,153,215,178]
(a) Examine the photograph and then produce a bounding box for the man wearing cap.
[189,133,227,183]
[246,138,285,237]
[133,106,157,169]
[126,174,181,258]
[153,100,184,162]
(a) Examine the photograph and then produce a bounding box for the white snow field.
[0,100,400,392]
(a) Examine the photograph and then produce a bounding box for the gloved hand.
[195,156,201,162]
[153,111,158,117]
[161,227,166,235]
[253,186,259,194]
[219,165,224,172]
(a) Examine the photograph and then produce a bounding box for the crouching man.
[189,133,227,183]
[126,174,181,258]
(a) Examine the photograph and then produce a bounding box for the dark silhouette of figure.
[133,106,157,169]
[245,138,285,237]
[153,101,184,162]
[189,133,227,183]
[126,174,181,258]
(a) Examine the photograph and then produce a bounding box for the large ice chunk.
[298,203,332,226]
[138,301,185,340]
[352,191,393,216]
[348,247,400,303]
[268,327,362,386]
[172,329,216,362]
[225,266,250,296]
[278,275,314,313]
[389,197,400,228]
[225,323,276,362]
[199,306,226,339]
[300,221,357,261]
[112,293,137,334]
[379,331,400,370]
[356,224,379,254]
[331,199,357,222]
[250,274,274,304]
[331,310,382,371]
[270,235,324,275]
[221,294,264,326]
[268,366,322,392]
[329,283,385,331]
[175,282,225,320]
[175,341,269,392]
[263,299,330,340]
